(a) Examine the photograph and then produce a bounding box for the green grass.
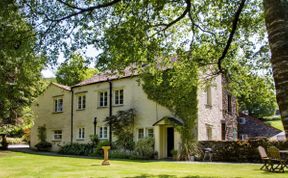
[264,120,284,131]
[0,151,287,178]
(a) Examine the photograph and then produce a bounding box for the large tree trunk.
[263,0,288,139]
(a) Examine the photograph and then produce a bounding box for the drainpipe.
[109,81,113,146]
[93,117,97,136]
[70,89,74,143]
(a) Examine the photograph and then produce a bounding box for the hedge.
[199,139,288,163]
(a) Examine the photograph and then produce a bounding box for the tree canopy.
[56,53,97,86]
[18,0,288,137]
[0,0,45,127]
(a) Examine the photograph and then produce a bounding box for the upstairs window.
[99,91,108,107]
[53,130,62,140]
[77,95,86,110]
[99,127,108,139]
[54,98,63,112]
[206,85,212,106]
[228,94,232,113]
[114,89,124,105]
[78,128,85,139]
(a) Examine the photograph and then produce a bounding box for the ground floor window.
[206,125,212,140]
[146,128,154,138]
[78,128,85,139]
[99,127,108,139]
[53,130,62,140]
[138,128,144,139]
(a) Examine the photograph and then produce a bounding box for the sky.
[41,45,98,78]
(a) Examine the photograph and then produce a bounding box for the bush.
[35,141,52,151]
[59,143,94,156]
[6,137,23,144]
[199,139,288,163]
[134,138,155,159]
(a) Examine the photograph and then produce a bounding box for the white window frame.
[146,128,154,138]
[138,128,144,139]
[77,95,86,110]
[78,128,85,139]
[99,91,108,107]
[99,126,108,139]
[114,89,124,105]
[54,98,63,112]
[53,130,62,140]
[206,125,212,141]
[206,85,212,106]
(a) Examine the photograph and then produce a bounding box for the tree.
[0,1,45,124]
[263,0,288,138]
[19,1,287,138]
[56,53,97,86]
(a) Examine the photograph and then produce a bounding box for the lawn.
[264,120,284,131]
[0,151,287,178]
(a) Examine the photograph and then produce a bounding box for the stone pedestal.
[101,146,111,166]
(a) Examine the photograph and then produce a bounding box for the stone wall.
[222,77,238,140]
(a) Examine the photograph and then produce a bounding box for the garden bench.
[267,146,287,173]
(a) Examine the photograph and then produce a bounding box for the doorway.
[167,127,174,157]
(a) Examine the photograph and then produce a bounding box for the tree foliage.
[0,1,45,127]
[105,109,135,151]
[56,53,97,86]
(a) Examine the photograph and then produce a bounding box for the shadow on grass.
[125,175,216,178]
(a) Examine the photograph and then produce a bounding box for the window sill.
[76,139,85,141]
[52,139,61,142]
[52,111,63,114]
[97,106,108,109]
[113,104,124,107]
[205,104,212,109]
[76,108,86,111]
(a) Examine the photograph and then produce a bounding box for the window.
[114,89,124,105]
[99,127,108,139]
[138,128,144,139]
[206,86,212,106]
[54,98,63,112]
[147,128,154,138]
[99,91,108,107]
[206,125,212,140]
[53,130,62,140]
[77,95,86,110]
[228,94,232,113]
[78,128,85,139]
[221,123,226,140]
[240,134,248,140]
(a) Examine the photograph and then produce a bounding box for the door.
[167,127,174,157]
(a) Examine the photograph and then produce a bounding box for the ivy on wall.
[141,56,199,160]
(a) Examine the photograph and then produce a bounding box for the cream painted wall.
[31,84,71,151]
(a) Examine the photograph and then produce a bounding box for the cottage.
[31,71,237,159]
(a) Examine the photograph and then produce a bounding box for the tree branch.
[217,0,246,73]
[51,0,121,22]
[56,0,84,10]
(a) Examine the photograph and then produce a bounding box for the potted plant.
[171,149,178,160]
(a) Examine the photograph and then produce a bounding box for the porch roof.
[152,116,184,126]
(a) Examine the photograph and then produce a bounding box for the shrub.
[134,138,154,159]
[6,137,23,144]
[199,139,288,163]
[35,125,52,151]
[59,143,94,156]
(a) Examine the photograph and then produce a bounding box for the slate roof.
[52,83,71,91]
[238,113,282,139]
[73,69,136,87]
